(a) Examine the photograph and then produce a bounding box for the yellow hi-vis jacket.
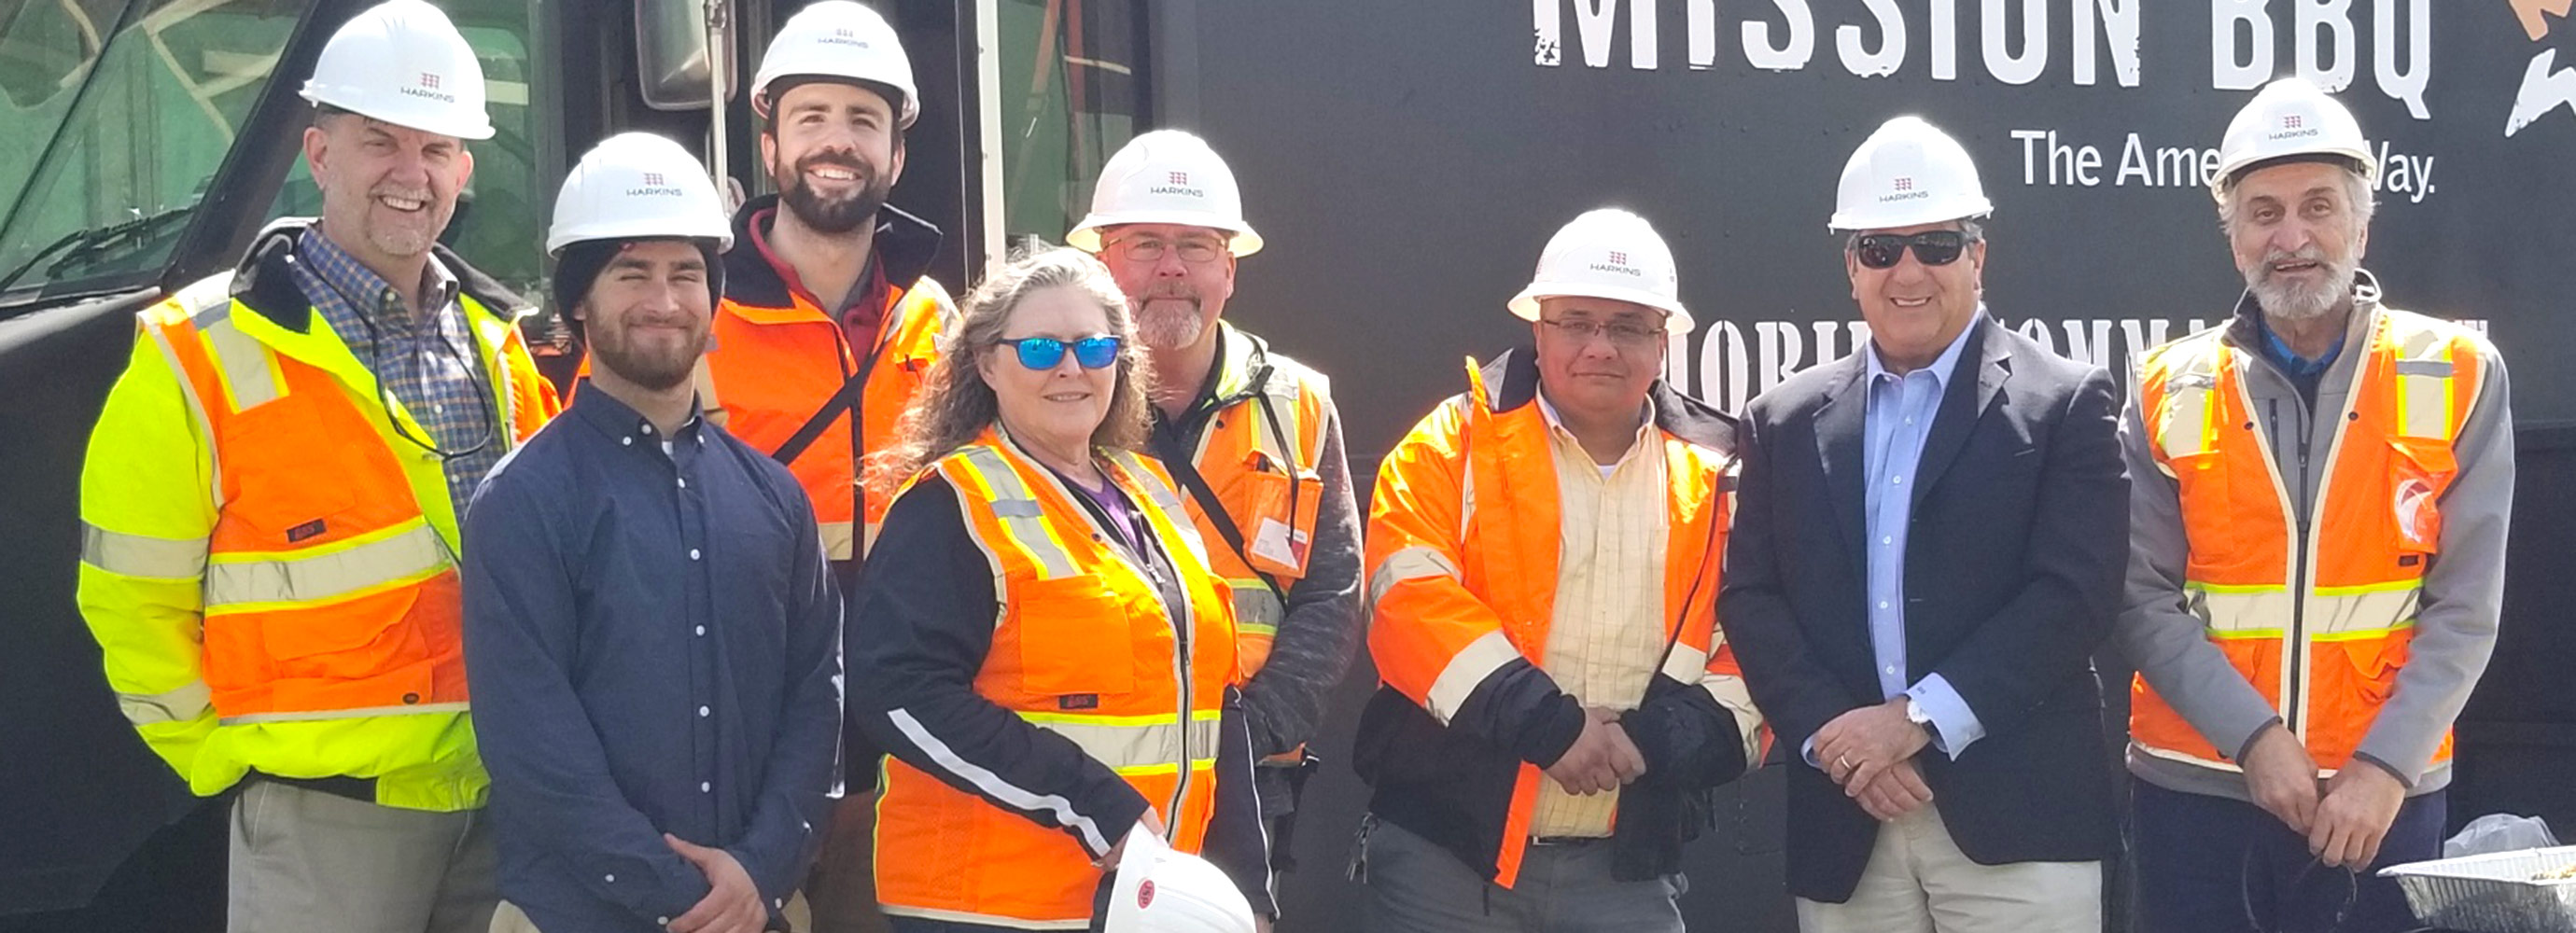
[78,225,557,812]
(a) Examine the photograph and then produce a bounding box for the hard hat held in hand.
[1830,116,1992,232]
[1102,825,1257,933]
[1066,130,1264,257]
[547,132,733,256]
[1506,208,1694,335]
[300,0,494,140]
[2211,77,2375,203]
[753,0,919,128]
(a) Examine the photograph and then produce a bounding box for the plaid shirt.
[290,229,500,521]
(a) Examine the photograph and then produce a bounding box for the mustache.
[2260,244,2330,272]
[794,151,871,179]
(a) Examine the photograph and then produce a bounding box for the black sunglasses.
[1852,230,1972,270]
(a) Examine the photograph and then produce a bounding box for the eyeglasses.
[1104,235,1227,263]
[1851,230,1971,270]
[997,335,1122,370]
[1539,318,1666,349]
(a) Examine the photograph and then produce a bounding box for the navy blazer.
[1718,314,2128,903]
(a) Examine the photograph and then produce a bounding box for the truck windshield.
[0,0,315,298]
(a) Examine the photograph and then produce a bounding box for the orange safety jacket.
[1354,350,1764,887]
[708,197,954,563]
[2131,304,2488,777]
[78,223,558,811]
[873,430,1239,927]
[1148,323,1332,677]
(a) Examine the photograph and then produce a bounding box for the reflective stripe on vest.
[1015,709,1224,776]
[2132,308,2480,774]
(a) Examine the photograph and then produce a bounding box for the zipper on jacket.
[2253,365,2317,742]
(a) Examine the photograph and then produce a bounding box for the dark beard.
[775,154,890,235]
[590,324,707,392]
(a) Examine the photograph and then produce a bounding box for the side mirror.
[635,0,733,110]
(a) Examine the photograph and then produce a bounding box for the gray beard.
[2247,258,2357,323]
[1136,302,1205,350]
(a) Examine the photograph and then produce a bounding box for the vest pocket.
[1234,453,1323,579]
[2387,438,2457,553]
[1011,574,1139,698]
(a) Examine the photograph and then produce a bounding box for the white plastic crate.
[2379,845,2576,933]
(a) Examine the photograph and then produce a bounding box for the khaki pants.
[228,780,497,933]
[1795,805,2100,933]
[801,788,893,933]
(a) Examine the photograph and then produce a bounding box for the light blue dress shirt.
[1859,317,1985,757]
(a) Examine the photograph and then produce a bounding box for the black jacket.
[1718,315,2127,902]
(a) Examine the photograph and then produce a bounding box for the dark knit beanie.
[552,238,726,341]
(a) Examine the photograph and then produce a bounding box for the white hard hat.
[1066,131,1264,257]
[547,132,734,255]
[1829,116,1992,231]
[2210,77,2376,203]
[299,0,495,140]
[752,1,919,128]
[1101,827,1257,933]
[1506,208,1694,335]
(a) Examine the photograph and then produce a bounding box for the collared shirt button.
[699,705,710,717]
[1881,536,1894,546]
[700,781,711,792]
[656,919,668,926]
[678,477,687,489]
[694,625,707,636]
[690,549,702,561]
[1878,601,1890,609]
[1892,475,1904,484]
[622,437,633,446]
[1884,666,1897,676]
[641,424,654,435]
[604,873,616,883]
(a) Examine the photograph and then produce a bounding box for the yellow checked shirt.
[1529,393,1671,839]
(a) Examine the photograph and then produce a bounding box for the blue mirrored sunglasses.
[997,335,1122,370]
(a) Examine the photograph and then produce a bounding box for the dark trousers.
[2133,779,2446,933]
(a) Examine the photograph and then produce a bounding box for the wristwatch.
[1903,695,1937,738]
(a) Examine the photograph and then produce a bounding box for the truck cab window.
[998,0,1149,246]
[0,0,312,298]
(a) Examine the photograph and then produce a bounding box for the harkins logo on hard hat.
[1147,170,1206,199]
[825,26,868,48]
[625,172,685,198]
[1137,880,1156,909]
[2266,113,2322,141]
[1587,250,1644,277]
[401,71,457,104]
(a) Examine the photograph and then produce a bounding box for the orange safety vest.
[2130,306,2486,777]
[1365,355,1754,887]
[1162,324,1332,677]
[705,280,950,563]
[874,430,1239,926]
[143,263,553,731]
